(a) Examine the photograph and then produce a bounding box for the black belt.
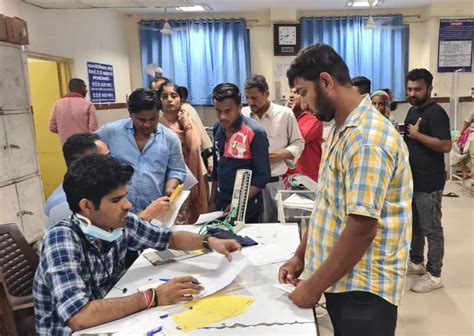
[270,176,283,183]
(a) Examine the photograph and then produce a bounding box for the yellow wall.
[27,59,67,198]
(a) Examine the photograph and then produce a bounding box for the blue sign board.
[87,62,116,103]
[438,19,474,73]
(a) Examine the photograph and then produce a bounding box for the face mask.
[76,213,123,242]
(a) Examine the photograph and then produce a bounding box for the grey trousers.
[262,179,283,223]
[410,189,444,277]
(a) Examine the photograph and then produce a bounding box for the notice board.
[87,62,116,103]
[438,18,474,72]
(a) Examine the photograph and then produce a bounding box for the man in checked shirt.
[279,44,413,336]
[34,155,240,335]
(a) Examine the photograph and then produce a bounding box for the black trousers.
[324,291,398,336]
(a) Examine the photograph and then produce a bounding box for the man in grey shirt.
[242,74,304,222]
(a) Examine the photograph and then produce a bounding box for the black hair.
[157,81,184,101]
[63,154,134,213]
[176,86,189,102]
[287,44,351,88]
[212,83,242,106]
[148,76,169,90]
[127,88,158,114]
[244,74,269,93]
[69,78,86,93]
[406,68,433,87]
[351,76,372,95]
[62,132,100,167]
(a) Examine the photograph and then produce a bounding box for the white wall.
[1,0,132,103]
[126,3,474,103]
[3,0,473,122]
[0,0,20,16]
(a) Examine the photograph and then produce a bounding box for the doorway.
[27,56,71,198]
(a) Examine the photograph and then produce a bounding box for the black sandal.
[443,192,459,198]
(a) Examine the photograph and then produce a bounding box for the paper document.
[193,211,225,225]
[275,283,296,294]
[73,309,162,336]
[242,244,294,266]
[184,165,198,190]
[156,190,190,228]
[195,251,248,298]
[283,193,314,211]
[172,293,255,332]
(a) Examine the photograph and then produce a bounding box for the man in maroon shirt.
[286,88,324,182]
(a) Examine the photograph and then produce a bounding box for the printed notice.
[87,61,116,103]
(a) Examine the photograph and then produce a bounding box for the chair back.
[0,224,39,300]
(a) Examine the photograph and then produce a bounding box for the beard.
[409,92,430,106]
[312,85,336,122]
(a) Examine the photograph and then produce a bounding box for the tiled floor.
[317,181,474,336]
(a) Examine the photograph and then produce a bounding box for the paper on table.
[193,211,224,225]
[73,309,163,336]
[156,190,190,228]
[242,244,294,266]
[172,293,255,332]
[195,251,248,298]
[183,165,198,190]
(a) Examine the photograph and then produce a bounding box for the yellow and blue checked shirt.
[304,97,413,306]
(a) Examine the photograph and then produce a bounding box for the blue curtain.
[140,19,250,105]
[301,15,408,100]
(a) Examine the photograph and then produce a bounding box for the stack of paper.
[172,293,255,332]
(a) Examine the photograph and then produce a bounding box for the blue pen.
[159,306,192,319]
[159,278,200,285]
[146,325,162,336]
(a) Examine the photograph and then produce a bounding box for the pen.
[159,306,192,319]
[146,325,162,336]
[159,278,200,285]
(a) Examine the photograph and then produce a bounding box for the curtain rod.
[139,18,255,23]
[300,14,420,20]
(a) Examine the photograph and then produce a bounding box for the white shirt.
[243,102,304,177]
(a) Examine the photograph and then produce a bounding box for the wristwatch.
[202,235,213,252]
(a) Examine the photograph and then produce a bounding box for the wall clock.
[274,24,301,56]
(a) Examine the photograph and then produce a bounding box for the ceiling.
[22,0,470,13]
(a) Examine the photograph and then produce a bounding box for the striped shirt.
[304,96,413,306]
[33,213,172,335]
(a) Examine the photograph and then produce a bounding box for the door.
[27,58,68,198]
[0,184,21,228]
[16,176,45,243]
[0,42,30,112]
[0,117,10,183]
[3,113,38,179]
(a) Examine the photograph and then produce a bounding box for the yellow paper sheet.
[172,293,255,332]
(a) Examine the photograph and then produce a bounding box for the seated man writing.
[33,155,241,335]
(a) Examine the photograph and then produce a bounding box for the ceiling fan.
[364,0,405,30]
[140,7,187,35]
